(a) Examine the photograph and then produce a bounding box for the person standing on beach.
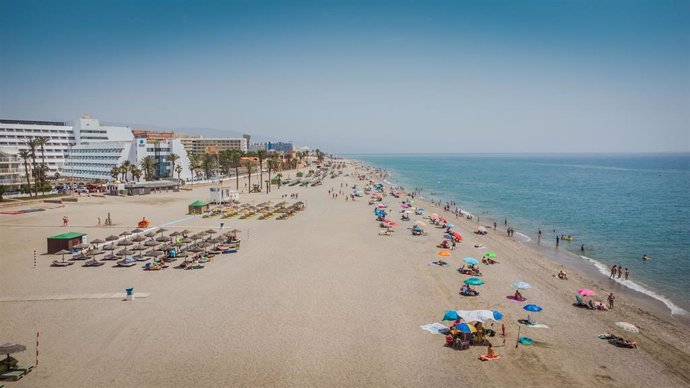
[607,293,615,309]
[617,265,622,279]
[556,235,560,247]
[624,268,629,280]
[610,265,617,279]
[580,244,585,253]
[537,228,542,243]
[493,221,497,230]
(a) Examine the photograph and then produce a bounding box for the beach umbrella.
[180,229,191,236]
[131,228,144,234]
[485,252,497,258]
[157,228,168,234]
[439,218,447,224]
[102,244,116,251]
[0,343,26,368]
[446,224,454,228]
[523,304,543,312]
[132,245,146,251]
[205,229,217,234]
[452,232,463,241]
[615,322,639,333]
[55,249,71,262]
[464,277,484,286]
[144,240,158,247]
[512,281,532,290]
[442,310,460,321]
[438,251,451,257]
[577,289,596,297]
[102,253,117,261]
[119,231,132,237]
[386,221,397,227]
[118,240,133,246]
[87,249,104,256]
[455,322,476,334]
[72,252,88,260]
[117,249,135,256]
[169,231,181,237]
[464,257,479,265]
[457,310,504,323]
[144,231,156,238]
[156,236,170,242]
[131,235,146,242]
[91,238,105,246]
[105,235,119,241]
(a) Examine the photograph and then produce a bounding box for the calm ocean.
[351,154,690,316]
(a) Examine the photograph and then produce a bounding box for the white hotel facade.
[0,115,247,186]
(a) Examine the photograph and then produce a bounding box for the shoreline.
[357,158,690,325]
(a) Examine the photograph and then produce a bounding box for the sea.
[351,153,690,319]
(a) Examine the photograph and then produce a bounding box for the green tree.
[110,166,121,180]
[275,173,283,189]
[231,150,243,190]
[18,149,33,197]
[256,149,266,190]
[24,138,39,196]
[0,185,5,201]
[188,154,199,184]
[130,165,142,182]
[140,156,155,181]
[35,136,50,194]
[266,158,278,193]
[175,164,183,181]
[120,160,131,181]
[244,158,253,191]
[167,153,180,179]
[202,153,216,179]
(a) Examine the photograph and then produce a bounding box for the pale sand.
[1,163,689,387]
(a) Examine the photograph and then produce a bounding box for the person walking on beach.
[617,265,622,279]
[610,265,617,279]
[556,235,560,247]
[624,268,629,280]
[537,228,542,243]
[493,221,497,230]
[607,293,615,309]
[580,244,585,253]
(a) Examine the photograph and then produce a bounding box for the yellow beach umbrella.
[438,251,451,257]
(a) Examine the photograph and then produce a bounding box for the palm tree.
[231,150,242,190]
[188,154,199,184]
[167,153,180,179]
[140,156,155,181]
[266,158,278,193]
[121,160,131,181]
[244,158,253,192]
[35,136,50,194]
[175,164,183,181]
[256,149,266,191]
[276,173,283,189]
[24,138,39,196]
[110,166,121,180]
[18,150,33,197]
[130,165,142,182]
[202,153,216,179]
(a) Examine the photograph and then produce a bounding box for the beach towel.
[429,262,449,267]
[506,296,527,302]
[479,355,501,361]
[420,323,449,334]
[528,323,550,329]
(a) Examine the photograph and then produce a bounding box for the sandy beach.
[1,160,689,387]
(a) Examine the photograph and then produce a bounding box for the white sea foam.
[515,232,532,242]
[580,255,688,316]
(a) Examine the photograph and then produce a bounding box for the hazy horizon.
[1,0,688,153]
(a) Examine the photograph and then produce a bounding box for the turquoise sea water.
[352,154,690,316]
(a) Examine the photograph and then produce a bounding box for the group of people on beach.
[609,265,630,281]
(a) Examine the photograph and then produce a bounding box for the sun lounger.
[52,260,74,267]
[0,370,25,381]
[83,259,105,267]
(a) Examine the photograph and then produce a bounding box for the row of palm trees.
[17,137,53,197]
[107,148,320,194]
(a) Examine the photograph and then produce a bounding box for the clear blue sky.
[1,0,688,153]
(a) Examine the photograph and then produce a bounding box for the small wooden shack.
[188,200,209,215]
[47,232,87,254]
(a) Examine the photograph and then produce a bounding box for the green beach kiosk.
[188,200,210,215]
[47,232,87,254]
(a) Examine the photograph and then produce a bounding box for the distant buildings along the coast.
[0,114,302,194]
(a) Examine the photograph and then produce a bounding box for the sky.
[0,0,688,153]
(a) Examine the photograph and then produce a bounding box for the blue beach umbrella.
[523,304,543,312]
[442,310,460,321]
[464,257,479,265]
[455,322,477,334]
[443,233,453,240]
[464,277,485,286]
[446,224,454,228]
[492,310,504,320]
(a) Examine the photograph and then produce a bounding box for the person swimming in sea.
[643,254,651,261]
